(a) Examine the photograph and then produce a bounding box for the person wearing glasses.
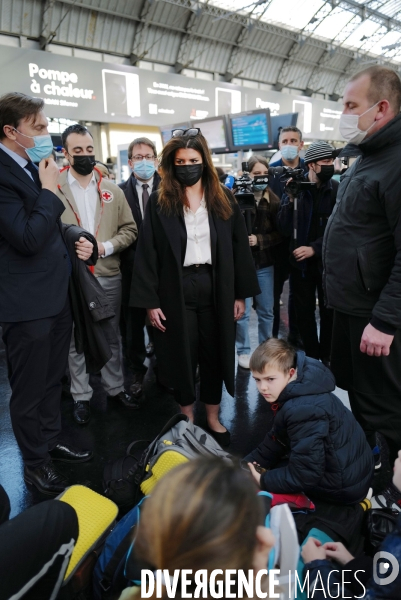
[119,137,161,401]
[130,128,259,446]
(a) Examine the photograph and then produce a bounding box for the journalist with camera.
[277,141,338,364]
[233,156,283,369]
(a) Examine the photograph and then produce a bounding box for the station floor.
[0,282,391,519]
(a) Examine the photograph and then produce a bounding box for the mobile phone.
[240,460,266,474]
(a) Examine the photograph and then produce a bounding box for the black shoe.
[24,461,70,496]
[108,390,142,409]
[73,401,91,425]
[205,425,231,448]
[130,372,146,398]
[49,443,93,463]
[146,342,154,356]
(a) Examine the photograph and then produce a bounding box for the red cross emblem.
[102,190,114,203]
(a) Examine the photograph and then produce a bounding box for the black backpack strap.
[99,526,138,600]
[182,430,216,457]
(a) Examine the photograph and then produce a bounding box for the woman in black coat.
[130,128,260,446]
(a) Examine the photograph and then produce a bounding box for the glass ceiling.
[207,0,401,62]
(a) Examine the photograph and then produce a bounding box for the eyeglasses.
[130,154,156,161]
[171,128,201,138]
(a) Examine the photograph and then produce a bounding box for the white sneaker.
[371,483,401,513]
[238,355,250,369]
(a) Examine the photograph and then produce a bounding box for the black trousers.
[331,310,401,462]
[175,265,222,407]
[0,499,78,600]
[120,305,148,375]
[1,296,72,467]
[291,264,333,360]
[0,486,10,527]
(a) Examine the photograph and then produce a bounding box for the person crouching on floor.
[245,338,374,504]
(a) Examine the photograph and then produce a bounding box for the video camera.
[268,166,316,196]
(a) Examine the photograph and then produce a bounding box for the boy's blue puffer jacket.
[245,352,374,504]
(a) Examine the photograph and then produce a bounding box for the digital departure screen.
[200,118,227,150]
[230,112,270,149]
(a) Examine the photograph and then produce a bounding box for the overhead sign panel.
[0,45,343,141]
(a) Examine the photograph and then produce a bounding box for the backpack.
[102,440,150,511]
[103,414,233,509]
[93,498,146,600]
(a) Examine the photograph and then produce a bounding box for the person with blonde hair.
[246,338,373,504]
[119,457,275,600]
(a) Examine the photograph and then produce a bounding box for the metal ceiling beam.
[17,0,401,96]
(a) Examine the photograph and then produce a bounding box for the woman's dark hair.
[247,155,280,205]
[158,133,233,220]
[247,155,269,173]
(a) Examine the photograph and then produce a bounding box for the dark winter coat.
[119,172,161,305]
[247,189,283,270]
[323,113,401,333]
[245,351,373,503]
[277,178,338,272]
[63,224,116,374]
[305,513,401,599]
[129,191,260,398]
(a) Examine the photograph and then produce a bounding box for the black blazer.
[130,191,260,398]
[119,171,161,305]
[0,148,70,322]
[63,224,117,374]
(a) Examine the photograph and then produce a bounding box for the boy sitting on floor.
[246,338,373,504]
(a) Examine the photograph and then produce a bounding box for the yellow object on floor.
[58,485,118,583]
[140,450,189,495]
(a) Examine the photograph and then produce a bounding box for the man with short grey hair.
[323,66,401,493]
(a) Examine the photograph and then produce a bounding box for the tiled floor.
[0,282,390,518]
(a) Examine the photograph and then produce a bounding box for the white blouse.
[183,197,212,266]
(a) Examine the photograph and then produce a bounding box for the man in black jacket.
[119,137,161,399]
[277,141,337,363]
[0,93,94,495]
[323,65,401,466]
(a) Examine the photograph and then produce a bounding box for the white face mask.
[338,101,381,145]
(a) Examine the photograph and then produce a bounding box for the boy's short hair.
[250,338,296,373]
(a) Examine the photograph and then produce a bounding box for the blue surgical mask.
[15,129,54,162]
[253,183,268,191]
[133,159,156,180]
[281,145,299,161]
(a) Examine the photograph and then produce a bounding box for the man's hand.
[360,323,394,357]
[97,242,105,257]
[293,246,315,261]
[248,463,261,487]
[147,308,166,332]
[249,235,258,247]
[392,450,401,493]
[234,299,245,321]
[75,237,93,261]
[301,538,326,564]
[39,157,59,193]
[323,542,354,565]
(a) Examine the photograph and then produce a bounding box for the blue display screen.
[231,112,269,148]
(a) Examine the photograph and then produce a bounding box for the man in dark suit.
[0,92,94,495]
[119,137,161,399]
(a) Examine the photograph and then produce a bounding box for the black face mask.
[316,164,334,183]
[70,154,96,176]
[174,164,203,187]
